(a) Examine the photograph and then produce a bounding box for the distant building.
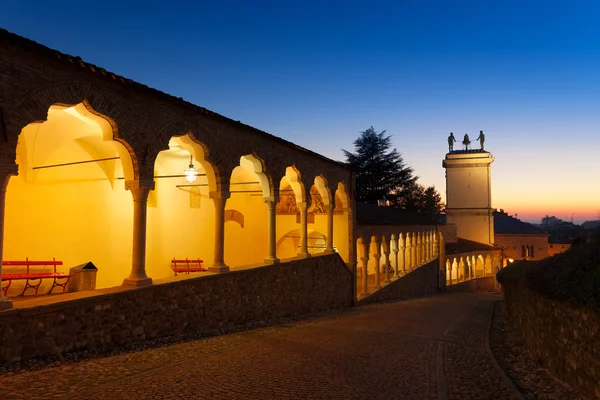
[582,220,600,230]
[494,210,550,261]
[541,215,565,228]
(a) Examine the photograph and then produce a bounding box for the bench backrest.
[2,258,63,274]
[171,258,203,267]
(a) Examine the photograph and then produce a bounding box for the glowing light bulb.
[184,155,197,183]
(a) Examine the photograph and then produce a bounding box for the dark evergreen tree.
[343,126,445,215]
[343,127,417,205]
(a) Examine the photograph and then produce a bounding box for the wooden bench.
[171,258,206,276]
[1,258,70,297]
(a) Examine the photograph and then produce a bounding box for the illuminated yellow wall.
[4,107,134,292]
[145,141,216,280]
[224,166,268,267]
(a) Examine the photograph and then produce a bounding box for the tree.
[343,127,417,205]
[400,183,445,216]
[343,126,445,215]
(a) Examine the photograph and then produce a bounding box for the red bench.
[172,258,206,276]
[1,258,70,297]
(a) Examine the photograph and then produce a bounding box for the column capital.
[297,201,308,211]
[324,203,334,212]
[210,190,230,201]
[125,180,154,201]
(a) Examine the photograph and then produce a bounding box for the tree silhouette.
[343,126,444,215]
[343,127,417,205]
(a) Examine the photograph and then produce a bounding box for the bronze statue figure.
[447,132,456,152]
[476,130,485,150]
[462,134,471,150]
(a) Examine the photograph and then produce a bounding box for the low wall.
[358,259,441,305]
[446,276,497,293]
[0,253,354,364]
[502,284,600,399]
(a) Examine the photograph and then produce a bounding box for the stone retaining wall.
[358,259,441,305]
[502,284,600,399]
[0,254,353,363]
[446,276,497,293]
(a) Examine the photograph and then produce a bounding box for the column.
[360,237,369,297]
[264,196,279,264]
[391,235,399,280]
[123,180,154,287]
[405,232,412,271]
[297,202,310,258]
[383,236,391,284]
[324,204,334,253]
[433,230,440,258]
[411,233,417,270]
[372,236,381,289]
[427,231,432,260]
[399,233,407,276]
[0,173,13,310]
[208,190,230,273]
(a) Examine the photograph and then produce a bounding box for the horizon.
[1,1,598,223]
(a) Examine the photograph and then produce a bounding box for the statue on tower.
[462,134,471,150]
[476,130,485,150]
[447,132,456,152]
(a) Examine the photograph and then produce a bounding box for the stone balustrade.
[444,252,502,287]
[355,229,442,297]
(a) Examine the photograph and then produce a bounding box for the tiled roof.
[494,213,547,235]
[355,202,439,226]
[0,28,347,169]
[446,238,499,255]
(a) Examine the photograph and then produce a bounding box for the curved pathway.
[1,293,522,400]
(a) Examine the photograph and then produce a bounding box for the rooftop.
[446,238,499,254]
[494,211,547,235]
[0,28,347,169]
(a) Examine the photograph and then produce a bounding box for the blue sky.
[2,0,599,223]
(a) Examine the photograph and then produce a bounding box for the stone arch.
[238,153,273,199]
[5,83,138,174]
[4,101,139,289]
[283,165,305,204]
[148,119,233,189]
[313,175,332,206]
[334,181,350,210]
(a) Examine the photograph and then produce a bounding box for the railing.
[355,230,442,297]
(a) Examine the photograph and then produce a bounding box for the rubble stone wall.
[0,254,353,363]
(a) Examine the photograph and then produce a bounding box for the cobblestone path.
[1,293,521,400]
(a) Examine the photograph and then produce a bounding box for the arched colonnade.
[0,95,354,307]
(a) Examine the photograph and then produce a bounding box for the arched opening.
[224,154,271,267]
[4,103,136,292]
[275,166,306,259]
[446,259,452,284]
[333,182,351,262]
[451,258,458,283]
[275,229,326,260]
[305,176,330,254]
[145,134,219,280]
[485,255,493,276]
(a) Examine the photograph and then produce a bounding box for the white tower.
[443,139,495,245]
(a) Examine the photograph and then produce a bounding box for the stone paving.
[0,293,547,399]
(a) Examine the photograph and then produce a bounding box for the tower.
[443,140,495,245]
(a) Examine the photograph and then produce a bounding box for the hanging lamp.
[184,155,197,182]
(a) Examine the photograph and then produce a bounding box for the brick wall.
[502,284,600,399]
[358,259,441,305]
[0,254,353,364]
